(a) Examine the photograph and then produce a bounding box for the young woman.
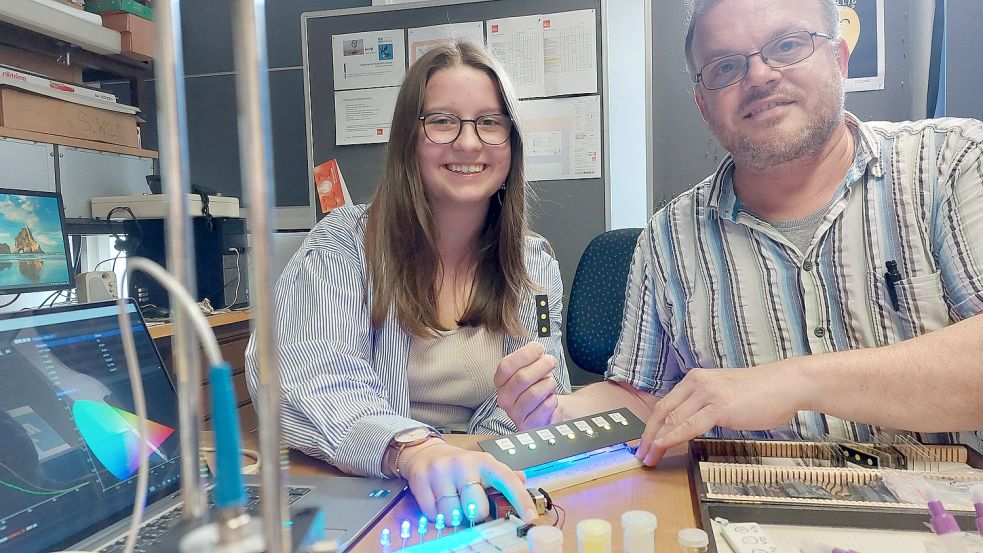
[245,41,570,521]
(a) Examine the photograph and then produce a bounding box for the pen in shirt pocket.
[883,260,903,312]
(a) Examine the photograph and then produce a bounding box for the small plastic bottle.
[677,528,709,553]
[577,519,613,553]
[621,511,658,553]
[527,525,564,553]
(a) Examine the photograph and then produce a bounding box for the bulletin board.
[301,0,608,337]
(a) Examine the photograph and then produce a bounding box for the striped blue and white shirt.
[607,114,983,450]
[245,204,571,477]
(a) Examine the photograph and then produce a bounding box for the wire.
[552,504,566,529]
[124,258,223,367]
[113,258,227,553]
[38,290,60,309]
[94,253,123,271]
[0,294,21,308]
[224,248,241,309]
[116,300,149,553]
[198,446,262,475]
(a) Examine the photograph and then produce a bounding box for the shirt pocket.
[882,270,951,339]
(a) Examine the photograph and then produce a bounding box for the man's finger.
[637,384,693,461]
[651,406,717,452]
[494,341,546,386]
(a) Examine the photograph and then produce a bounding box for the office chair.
[565,228,643,374]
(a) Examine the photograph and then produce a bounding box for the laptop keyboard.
[96,486,311,553]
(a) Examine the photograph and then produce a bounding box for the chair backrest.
[565,228,643,374]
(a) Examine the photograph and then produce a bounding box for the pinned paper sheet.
[332,29,406,91]
[313,159,351,214]
[334,86,399,145]
[407,22,484,65]
[486,9,597,99]
[517,95,601,181]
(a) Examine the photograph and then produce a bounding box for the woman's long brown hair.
[363,41,532,337]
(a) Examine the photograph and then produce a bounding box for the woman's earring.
[496,183,506,206]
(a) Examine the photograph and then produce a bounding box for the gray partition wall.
[646,0,924,213]
[946,0,983,120]
[303,0,608,384]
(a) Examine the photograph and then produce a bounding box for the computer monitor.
[0,188,73,296]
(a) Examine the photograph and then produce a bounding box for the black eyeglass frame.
[418,112,513,145]
[695,30,834,91]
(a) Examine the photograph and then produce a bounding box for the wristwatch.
[389,427,440,479]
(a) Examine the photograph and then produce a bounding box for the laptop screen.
[0,300,183,553]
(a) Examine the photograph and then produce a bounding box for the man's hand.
[634,365,802,466]
[494,341,558,430]
[401,442,537,522]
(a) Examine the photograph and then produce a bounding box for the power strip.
[524,444,643,492]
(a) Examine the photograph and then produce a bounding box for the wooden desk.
[274,436,698,552]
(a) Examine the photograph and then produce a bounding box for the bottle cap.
[527,525,563,551]
[621,510,658,532]
[577,518,612,538]
[677,528,709,548]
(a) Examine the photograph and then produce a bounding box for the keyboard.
[96,485,311,553]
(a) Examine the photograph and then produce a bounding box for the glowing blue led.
[435,513,446,530]
[466,503,477,522]
[451,508,462,528]
[400,520,411,539]
[380,528,391,546]
[418,516,429,536]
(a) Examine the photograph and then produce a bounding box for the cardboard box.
[101,12,155,62]
[0,87,139,148]
[0,44,83,84]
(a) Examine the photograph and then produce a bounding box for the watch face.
[396,427,431,444]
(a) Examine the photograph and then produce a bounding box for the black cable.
[38,289,62,309]
[105,206,142,253]
[0,294,21,309]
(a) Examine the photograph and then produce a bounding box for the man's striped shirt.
[606,114,983,450]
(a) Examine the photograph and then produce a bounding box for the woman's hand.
[400,441,538,523]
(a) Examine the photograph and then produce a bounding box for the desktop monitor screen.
[0,188,73,296]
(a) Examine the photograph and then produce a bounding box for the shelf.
[64,217,126,236]
[0,0,121,55]
[0,126,158,158]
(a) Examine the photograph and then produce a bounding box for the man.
[495,0,983,465]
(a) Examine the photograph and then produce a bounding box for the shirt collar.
[707,111,881,222]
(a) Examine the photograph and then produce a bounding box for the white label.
[495,438,516,451]
[555,424,574,436]
[515,433,535,445]
[573,420,592,433]
[591,416,610,428]
[608,412,628,424]
[535,429,557,441]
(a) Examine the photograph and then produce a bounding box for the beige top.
[407,325,503,432]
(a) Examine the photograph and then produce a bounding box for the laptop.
[0,299,405,553]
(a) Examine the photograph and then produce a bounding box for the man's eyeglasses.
[696,30,834,90]
[419,112,512,145]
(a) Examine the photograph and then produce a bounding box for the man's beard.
[712,68,846,171]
